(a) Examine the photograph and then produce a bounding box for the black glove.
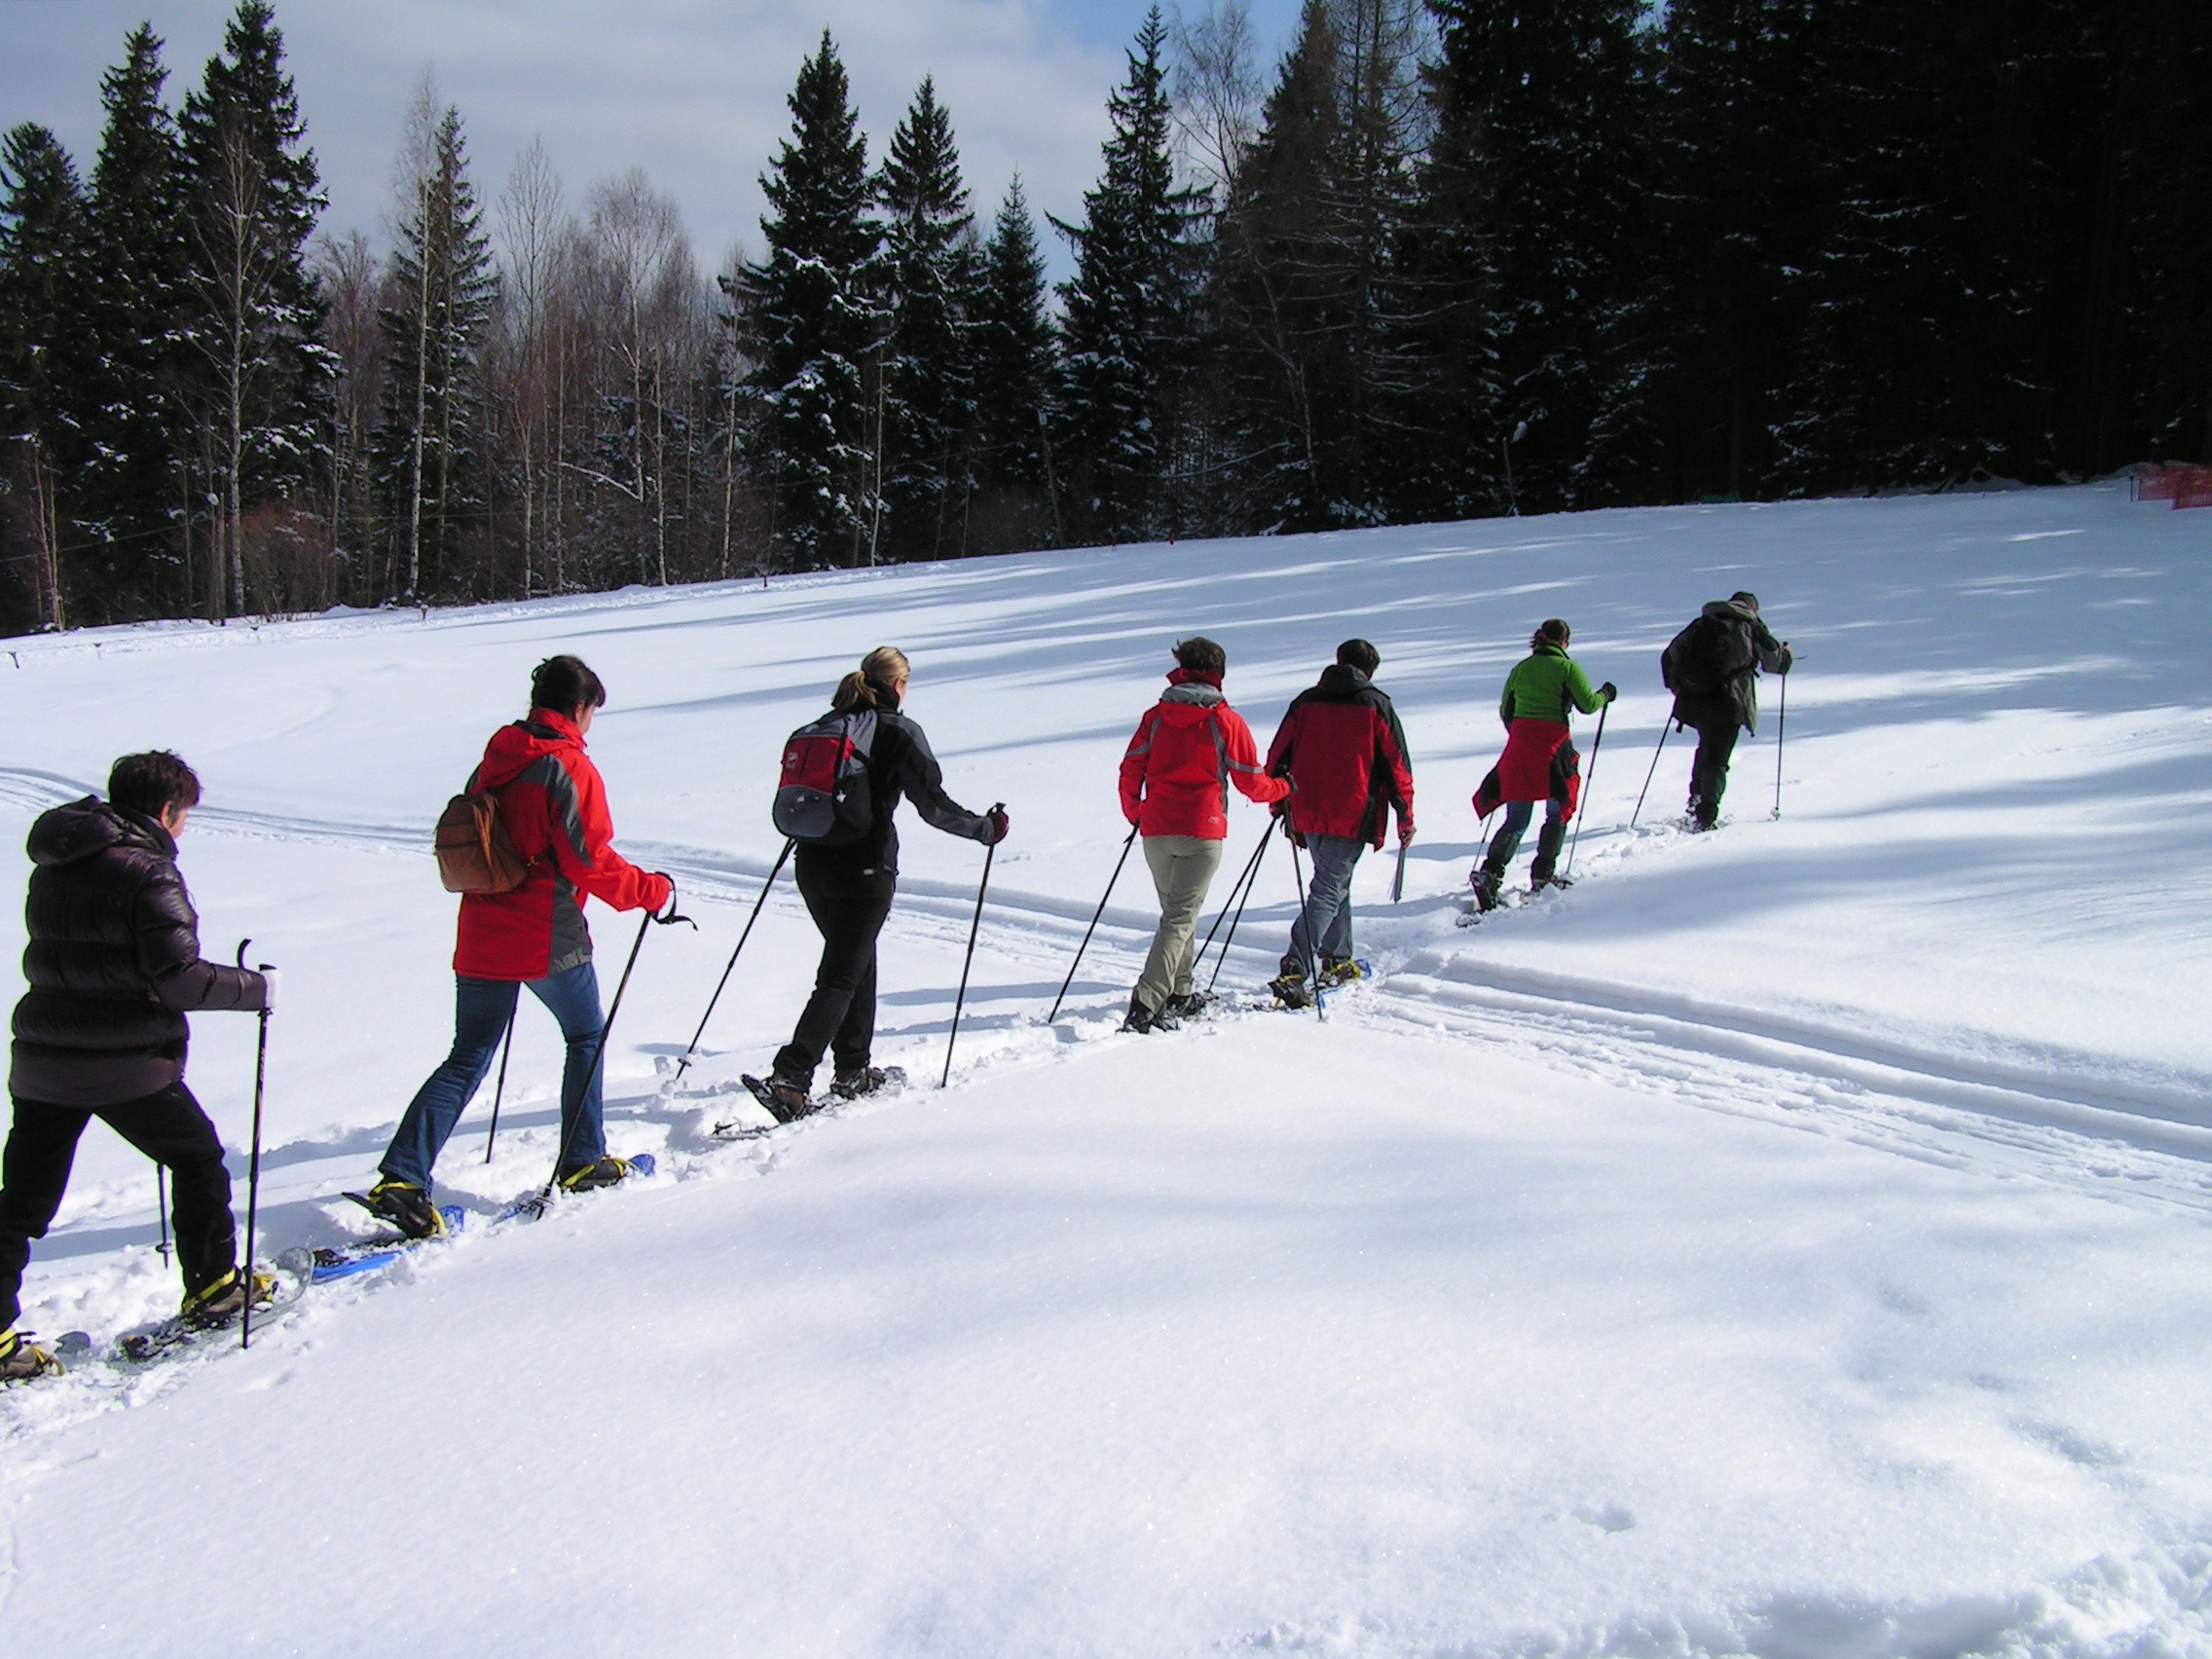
[1599,681,1618,704]
[985,807,1010,845]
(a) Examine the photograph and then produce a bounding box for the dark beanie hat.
[1731,591,1760,614]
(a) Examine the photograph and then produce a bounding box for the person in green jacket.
[1469,618,1616,909]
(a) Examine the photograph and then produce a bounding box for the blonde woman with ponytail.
[755,648,1007,1120]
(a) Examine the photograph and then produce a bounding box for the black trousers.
[2,1082,236,1329]
[1688,718,1742,825]
[774,856,897,1081]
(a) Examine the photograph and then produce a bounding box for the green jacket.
[1498,644,1604,727]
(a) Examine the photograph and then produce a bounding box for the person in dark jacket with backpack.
[355,655,676,1239]
[1118,638,1291,1032]
[756,646,1007,1121]
[1662,592,1791,830]
[1263,639,1416,1009]
[3,752,273,1382]
[1469,620,1617,910]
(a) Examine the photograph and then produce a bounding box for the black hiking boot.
[1469,863,1505,912]
[0,1328,61,1382]
[831,1065,901,1100]
[348,1178,448,1240]
[1529,822,1569,890]
[1122,991,1179,1034]
[180,1269,278,1329]
[1165,990,1217,1021]
[557,1156,642,1193]
[1268,965,1312,1010]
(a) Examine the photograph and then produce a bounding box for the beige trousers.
[1137,834,1226,1012]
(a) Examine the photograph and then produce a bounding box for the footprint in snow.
[1573,1503,1636,1533]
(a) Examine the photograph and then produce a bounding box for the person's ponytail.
[830,671,872,712]
[830,645,912,712]
[1530,618,1570,653]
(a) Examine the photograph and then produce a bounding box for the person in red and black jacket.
[4,751,273,1380]
[1117,637,1290,1032]
[1263,639,1415,1008]
[358,655,675,1238]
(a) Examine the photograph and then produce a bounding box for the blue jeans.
[382,962,607,1189]
[1489,796,1566,864]
[1287,833,1364,968]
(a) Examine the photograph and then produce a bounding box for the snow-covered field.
[3,484,2209,1657]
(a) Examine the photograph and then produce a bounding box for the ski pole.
[482,1003,518,1163]
[236,940,273,1351]
[1565,701,1608,879]
[522,893,686,1219]
[1772,659,1788,819]
[1192,818,1274,987]
[941,805,1004,1088]
[1287,837,1324,1023]
[1629,719,1673,830]
[1047,824,1138,1023]
[1203,819,1278,994]
[156,1165,170,1267]
[1390,838,1408,903]
[673,838,793,1080]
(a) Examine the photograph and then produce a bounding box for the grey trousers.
[1137,834,1225,1011]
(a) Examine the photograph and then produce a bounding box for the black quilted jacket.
[9,797,265,1107]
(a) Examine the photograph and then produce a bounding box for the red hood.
[478,708,584,791]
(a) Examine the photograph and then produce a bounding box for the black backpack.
[772,709,878,845]
[1663,614,1751,699]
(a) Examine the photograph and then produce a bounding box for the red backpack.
[773,709,877,845]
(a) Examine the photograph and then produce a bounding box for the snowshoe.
[742,1073,824,1124]
[0,1328,61,1382]
[1268,969,1312,1010]
[290,1206,468,1283]
[831,1064,906,1101]
[342,1178,448,1240]
[1316,957,1369,989]
[181,1268,280,1329]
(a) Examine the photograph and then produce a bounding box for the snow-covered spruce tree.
[0,124,91,632]
[743,29,881,571]
[1208,0,1428,533]
[875,76,976,564]
[177,0,331,620]
[1054,7,1208,544]
[969,177,1059,553]
[1418,0,1649,516]
[78,24,195,621]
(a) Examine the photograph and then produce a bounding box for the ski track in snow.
[5,760,2209,1454]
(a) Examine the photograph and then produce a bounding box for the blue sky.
[0,0,1304,274]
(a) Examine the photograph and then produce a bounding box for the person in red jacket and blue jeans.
[1264,639,1416,1009]
[1118,638,1290,1032]
[358,655,675,1237]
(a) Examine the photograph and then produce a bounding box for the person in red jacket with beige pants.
[1117,638,1290,1032]
[357,655,674,1237]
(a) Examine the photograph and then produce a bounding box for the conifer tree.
[376,99,497,601]
[876,77,975,563]
[177,0,330,619]
[82,24,192,618]
[971,177,1058,550]
[1055,7,1206,541]
[743,29,880,570]
[0,125,90,631]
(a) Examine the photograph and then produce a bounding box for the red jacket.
[1119,671,1289,839]
[1264,665,1416,847]
[454,710,672,981]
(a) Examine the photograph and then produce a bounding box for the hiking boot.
[1268,968,1312,1010]
[0,1328,61,1382]
[1469,865,1504,912]
[831,1065,896,1100]
[557,1156,642,1193]
[1165,990,1217,1020]
[1316,957,1364,989]
[1530,821,1569,890]
[181,1269,277,1328]
[353,1178,447,1240]
[1122,991,1179,1034]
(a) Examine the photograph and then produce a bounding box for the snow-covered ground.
[3,484,2209,1656]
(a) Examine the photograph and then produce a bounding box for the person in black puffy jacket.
[1,752,271,1379]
